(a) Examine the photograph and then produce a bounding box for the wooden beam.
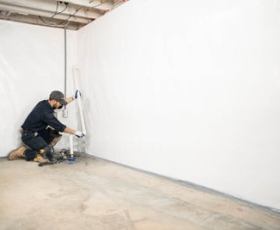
[64,0,113,11]
[0,14,84,30]
[0,3,92,24]
[0,0,102,19]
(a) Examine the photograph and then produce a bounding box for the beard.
[52,104,63,110]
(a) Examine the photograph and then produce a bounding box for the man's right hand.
[74,130,85,138]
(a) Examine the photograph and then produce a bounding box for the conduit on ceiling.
[0,0,128,30]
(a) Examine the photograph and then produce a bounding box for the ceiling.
[0,0,128,30]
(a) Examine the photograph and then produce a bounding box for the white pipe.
[69,135,74,158]
[61,133,74,157]
[72,67,87,135]
[76,92,87,135]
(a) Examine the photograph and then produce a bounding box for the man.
[8,90,84,163]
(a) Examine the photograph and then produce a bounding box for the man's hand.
[74,130,85,138]
[73,90,81,99]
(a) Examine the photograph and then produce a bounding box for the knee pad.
[24,149,37,161]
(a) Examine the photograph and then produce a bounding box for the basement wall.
[0,20,77,156]
[77,0,280,210]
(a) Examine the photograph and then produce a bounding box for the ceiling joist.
[0,0,128,30]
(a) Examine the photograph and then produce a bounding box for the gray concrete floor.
[0,155,279,230]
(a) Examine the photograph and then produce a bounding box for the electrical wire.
[38,4,82,28]
[37,0,118,29]
[62,7,83,28]
[51,1,59,17]
[38,1,69,26]
[50,1,68,18]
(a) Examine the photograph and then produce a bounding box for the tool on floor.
[38,147,76,166]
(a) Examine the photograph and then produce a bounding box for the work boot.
[7,146,26,160]
[37,153,55,167]
[33,154,49,164]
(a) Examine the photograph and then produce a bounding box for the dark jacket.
[21,100,66,132]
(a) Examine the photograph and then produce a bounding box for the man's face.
[53,100,63,109]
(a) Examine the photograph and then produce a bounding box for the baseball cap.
[49,90,67,106]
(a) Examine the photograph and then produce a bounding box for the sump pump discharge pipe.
[72,67,87,136]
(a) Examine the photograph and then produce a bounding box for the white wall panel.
[0,21,77,156]
[77,0,280,210]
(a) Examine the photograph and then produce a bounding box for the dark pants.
[21,128,61,161]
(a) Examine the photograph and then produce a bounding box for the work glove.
[73,90,81,99]
[74,130,85,138]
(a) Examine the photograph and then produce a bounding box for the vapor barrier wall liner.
[76,0,280,210]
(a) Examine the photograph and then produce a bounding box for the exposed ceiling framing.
[0,0,128,30]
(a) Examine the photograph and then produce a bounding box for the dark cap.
[49,90,67,106]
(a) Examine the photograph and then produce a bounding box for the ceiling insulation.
[0,0,128,30]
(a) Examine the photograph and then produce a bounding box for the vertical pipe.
[64,28,67,97]
[63,28,68,118]
[69,135,74,158]
[73,68,87,135]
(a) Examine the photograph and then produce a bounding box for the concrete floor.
[0,155,279,230]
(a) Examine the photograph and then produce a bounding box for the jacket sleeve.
[42,112,66,132]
